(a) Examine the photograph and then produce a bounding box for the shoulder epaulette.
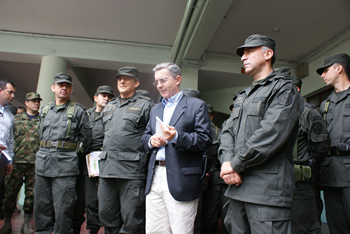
[304,102,316,108]
[75,102,86,111]
[139,95,152,101]
[86,107,94,116]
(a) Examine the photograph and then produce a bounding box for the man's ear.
[336,64,343,74]
[175,75,182,86]
[265,49,273,61]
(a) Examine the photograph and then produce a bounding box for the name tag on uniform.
[126,107,141,115]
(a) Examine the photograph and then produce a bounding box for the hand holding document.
[86,151,101,177]
[0,145,12,163]
[156,116,169,139]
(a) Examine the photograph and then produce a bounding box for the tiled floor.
[0,209,331,234]
[0,210,104,234]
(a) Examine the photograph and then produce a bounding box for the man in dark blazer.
[141,62,212,233]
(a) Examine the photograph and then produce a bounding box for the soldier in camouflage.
[0,92,42,234]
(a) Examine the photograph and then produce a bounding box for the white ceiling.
[0,0,349,107]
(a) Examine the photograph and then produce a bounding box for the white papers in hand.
[86,151,101,177]
[156,116,169,140]
[2,150,12,162]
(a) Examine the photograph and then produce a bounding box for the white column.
[36,56,67,105]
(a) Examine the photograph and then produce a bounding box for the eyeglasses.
[153,78,170,87]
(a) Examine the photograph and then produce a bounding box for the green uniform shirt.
[219,70,304,207]
[319,88,350,187]
[99,92,154,179]
[296,103,330,164]
[13,112,40,164]
[35,100,91,177]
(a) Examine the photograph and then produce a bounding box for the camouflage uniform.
[2,111,40,215]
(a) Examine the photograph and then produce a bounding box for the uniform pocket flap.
[181,167,202,175]
[57,152,77,159]
[118,151,140,161]
[36,151,46,158]
[259,206,291,221]
[343,158,350,164]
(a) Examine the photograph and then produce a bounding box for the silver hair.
[261,46,270,53]
[153,63,181,78]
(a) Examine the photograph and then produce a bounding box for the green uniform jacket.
[99,92,153,179]
[319,88,350,187]
[35,100,91,177]
[87,107,104,151]
[219,70,304,208]
[13,112,40,164]
[296,103,329,164]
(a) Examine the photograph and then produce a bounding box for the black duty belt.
[155,160,166,166]
[329,146,350,156]
[40,140,78,151]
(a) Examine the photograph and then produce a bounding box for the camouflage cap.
[26,92,42,101]
[116,67,138,78]
[236,34,276,64]
[95,85,114,97]
[182,88,201,98]
[137,89,150,97]
[54,73,73,84]
[207,104,213,113]
[316,53,350,75]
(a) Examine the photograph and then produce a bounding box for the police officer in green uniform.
[0,92,42,234]
[33,73,91,234]
[85,85,114,234]
[317,53,350,233]
[219,34,304,233]
[98,67,153,233]
[289,76,330,234]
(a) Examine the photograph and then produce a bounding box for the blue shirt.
[149,91,183,160]
[0,105,14,164]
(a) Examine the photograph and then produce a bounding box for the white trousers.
[146,165,199,234]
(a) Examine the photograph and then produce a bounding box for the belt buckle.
[56,141,62,149]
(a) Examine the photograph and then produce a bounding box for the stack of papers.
[86,151,101,177]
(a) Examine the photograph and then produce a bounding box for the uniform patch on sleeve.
[126,107,141,114]
[278,90,292,106]
[312,122,323,134]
